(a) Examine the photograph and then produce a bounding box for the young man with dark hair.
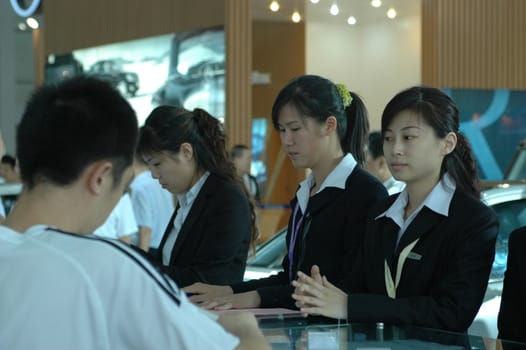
[0,76,269,350]
[0,154,20,183]
[363,131,405,195]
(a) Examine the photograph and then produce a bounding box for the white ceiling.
[252,0,421,25]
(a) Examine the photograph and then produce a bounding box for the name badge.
[407,252,422,261]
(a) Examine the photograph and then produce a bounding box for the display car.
[244,183,526,339]
[152,28,225,119]
[87,59,139,98]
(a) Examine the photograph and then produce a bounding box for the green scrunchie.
[336,83,353,108]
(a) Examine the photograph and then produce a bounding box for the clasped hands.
[291,265,349,320]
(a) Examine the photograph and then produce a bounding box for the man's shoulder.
[0,225,24,243]
[26,230,155,274]
[28,230,182,297]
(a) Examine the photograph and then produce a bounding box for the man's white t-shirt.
[94,193,138,239]
[0,225,239,349]
[129,171,174,248]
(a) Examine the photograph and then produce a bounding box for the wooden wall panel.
[43,0,225,55]
[252,21,305,204]
[422,0,526,89]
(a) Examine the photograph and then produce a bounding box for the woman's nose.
[386,138,403,156]
[281,130,293,146]
[149,168,160,179]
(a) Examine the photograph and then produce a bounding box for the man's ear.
[85,161,113,195]
[325,116,338,135]
[179,142,194,161]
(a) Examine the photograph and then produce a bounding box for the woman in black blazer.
[292,86,499,333]
[498,226,526,343]
[138,106,257,287]
[184,75,388,309]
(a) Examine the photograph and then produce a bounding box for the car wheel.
[127,84,138,97]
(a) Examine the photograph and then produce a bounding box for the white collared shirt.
[295,154,357,214]
[383,176,406,195]
[375,173,456,245]
[162,172,210,265]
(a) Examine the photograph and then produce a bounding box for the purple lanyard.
[288,202,305,281]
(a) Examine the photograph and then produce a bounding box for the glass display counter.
[258,317,526,350]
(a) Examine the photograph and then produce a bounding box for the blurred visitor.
[364,131,405,195]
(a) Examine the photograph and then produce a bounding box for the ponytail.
[192,108,230,178]
[342,91,370,166]
[192,108,260,252]
[443,132,480,198]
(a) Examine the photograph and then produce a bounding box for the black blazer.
[155,174,251,287]
[344,189,499,332]
[498,226,526,343]
[232,167,388,308]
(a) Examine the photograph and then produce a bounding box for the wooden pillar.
[422,0,526,89]
[225,0,252,148]
[33,28,45,87]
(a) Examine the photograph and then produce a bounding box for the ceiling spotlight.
[269,0,280,12]
[387,7,397,19]
[26,17,39,29]
[371,0,382,8]
[347,16,357,25]
[330,3,340,15]
[292,11,301,23]
[17,22,27,31]
[310,0,320,3]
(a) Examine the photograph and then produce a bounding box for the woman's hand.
[183,282,233,304]
[293,265,323,316]
[200,291,261,311]
[292,266,348,320]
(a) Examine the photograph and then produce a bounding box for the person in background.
[0,130,7,221]
[0,154,21,183]
[138,106,258,287]
[292,86,499,333]
[498,226,526,343]
[364,130,406,195]
[231,144,261,204]
[184,75,387,310]
[0,76,269,349]
[0,196,5,222]
[130,151,175,253]
[93,192,138,245]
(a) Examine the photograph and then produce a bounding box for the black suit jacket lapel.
[395,207,444,257]
[306,187,341,216]
[168,175,215,265]
[155,207,179,262]
[378,218,400,275]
